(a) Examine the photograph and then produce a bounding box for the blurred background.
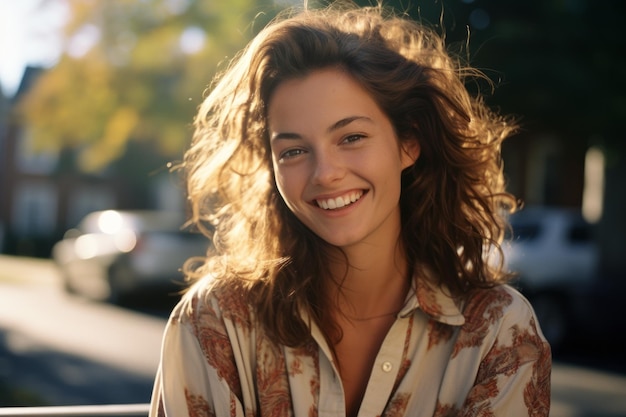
[1,0,625,415]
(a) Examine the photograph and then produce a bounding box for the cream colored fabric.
[150,276,551,417]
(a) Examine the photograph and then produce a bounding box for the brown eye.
[279,148,307,161]
[342,134,366,144]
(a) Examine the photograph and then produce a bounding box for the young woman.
[150,4,551,417]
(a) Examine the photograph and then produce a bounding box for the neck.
[326,238,412,319]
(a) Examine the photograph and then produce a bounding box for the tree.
[357,0,626,154]
[17,0,280,172]
[20,0,626,166]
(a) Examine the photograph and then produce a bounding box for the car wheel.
[531,293,569,352]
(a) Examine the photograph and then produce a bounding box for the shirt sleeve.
[459,288,552,417]
[149,294,248,417]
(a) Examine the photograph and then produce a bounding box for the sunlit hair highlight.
[183,3,517,346]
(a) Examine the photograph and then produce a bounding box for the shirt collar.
[399,267,466,326]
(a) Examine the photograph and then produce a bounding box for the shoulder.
[463,285,536,324]
[463,285,532,320]
[171,275,255,335]
[445,286,551,416]
[461,285,548,352]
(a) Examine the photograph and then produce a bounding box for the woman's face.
[267,68,419,250]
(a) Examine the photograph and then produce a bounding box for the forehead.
[267,68,385,131]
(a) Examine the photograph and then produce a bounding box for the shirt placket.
[357,316,409,417]
[306,312,411,417]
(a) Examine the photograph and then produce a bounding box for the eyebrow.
[270,115,372,142]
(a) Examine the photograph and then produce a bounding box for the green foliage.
[18,0,280,172]
[18,0,626,175]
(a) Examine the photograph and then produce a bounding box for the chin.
[318,233,363,249]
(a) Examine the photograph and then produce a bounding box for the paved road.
[1,255,626,415]
[0,256,165,406]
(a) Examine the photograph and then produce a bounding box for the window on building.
[12,181,58,236]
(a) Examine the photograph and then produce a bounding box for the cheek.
[354,148,404,177]
[370,152,406,192]
[271,159,287,194]
[273,169,299,209]
[273,170,287,198]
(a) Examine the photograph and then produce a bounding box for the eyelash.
[277,134,367,161]
[279,148,306,160]
[343,134,365,144]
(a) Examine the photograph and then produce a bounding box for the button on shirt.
[150,273,551,417]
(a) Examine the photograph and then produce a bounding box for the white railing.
[0,404,149,417]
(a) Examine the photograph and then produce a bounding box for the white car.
[52,210,209,303]
[502,206,600,350]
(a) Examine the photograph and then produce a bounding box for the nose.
[311,150,345,186]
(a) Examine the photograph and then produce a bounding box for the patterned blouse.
[149,274,551,417]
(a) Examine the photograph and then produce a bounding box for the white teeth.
[316,191,363,210]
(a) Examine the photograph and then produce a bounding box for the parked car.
[502,206,600,350]
[52,210,209,303]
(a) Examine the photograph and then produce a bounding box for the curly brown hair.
[183,3,517,347]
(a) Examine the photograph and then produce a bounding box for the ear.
[400,137,421,169]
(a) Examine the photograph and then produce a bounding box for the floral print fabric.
[150,274,551,417]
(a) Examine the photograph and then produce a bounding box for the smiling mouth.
[315,191,364,210]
